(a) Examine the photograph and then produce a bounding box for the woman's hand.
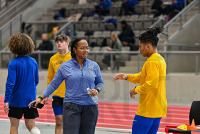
[28,98,41,108]
[4,103,9,114]
[89,89,98,97]
[107,47,112,51]
[113,73,128,81]
[43,98,48,105]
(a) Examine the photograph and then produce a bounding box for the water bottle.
[87,88,98,103]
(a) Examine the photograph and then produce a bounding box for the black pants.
[95,5,109,16]
[154,6,177,17]
[63,102,99,134]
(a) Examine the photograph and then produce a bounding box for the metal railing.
[0,0,34,26]
[0,0,17,11]
[0,0,35,50]
[55,20,74,38]
[163,0,199,42]
[0,13,22,50]
[1,51,200,75]
[25,20,73,41]
[0,0,8,11]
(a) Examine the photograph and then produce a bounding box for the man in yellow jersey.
[43,34,71,134]
[113,27,167,134]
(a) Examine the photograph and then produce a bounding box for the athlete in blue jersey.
[4,33,40,134]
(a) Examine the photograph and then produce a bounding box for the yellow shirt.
[47,52,72,98]
[127,53,167,118]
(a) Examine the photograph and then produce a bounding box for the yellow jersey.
[127,53,167,118]
[47,52,72,98]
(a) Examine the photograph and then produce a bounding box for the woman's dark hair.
[8,33,35,56]
[139,27,163,47]
[71,38,85,58]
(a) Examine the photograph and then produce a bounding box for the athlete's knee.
[30,127,40,134]
[56,120,63,127]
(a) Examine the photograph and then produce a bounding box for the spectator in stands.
[95,0,112,16]
[36,33,54,69]
[171,0,185,10]
[151,0,163,17]
[36,33,53,51]
[102,32,122,70]
[119,0,138,16]
[53,8,66,20]
[153,0,185,18]
[118,20,138,51]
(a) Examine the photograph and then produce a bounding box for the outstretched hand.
[28,98,41,108]
[43,98,48,105]
[113,73,128,81]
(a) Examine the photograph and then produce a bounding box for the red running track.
[0,96,190,133]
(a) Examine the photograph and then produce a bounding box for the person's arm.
[4,63,16,103]
[90,64,104,96]
[35,63,39,86]
[42,68,64,97]
[47,58,54,86]
[94,64,104,91]
[134,61,159,94]
[126,72,141,84]
[112,40,122,51]
[4,62,16,113]
[43,58,54,104]
[29,67,64,108]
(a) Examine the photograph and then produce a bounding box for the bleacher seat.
[91,21,100,31]
[122,46,130,51]
[75,22,82,31]
[101,46,110,51]
[89,31,103,45]
[37,0,164,71]
[92,46,101,51]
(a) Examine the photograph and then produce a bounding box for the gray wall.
[0,69,199,104]
[169,14,200,45]
[160,14,200,72]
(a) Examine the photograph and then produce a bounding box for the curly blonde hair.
[8,33,35,56]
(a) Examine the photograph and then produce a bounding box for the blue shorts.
[132,115,161,134]
[52,96,63,116]
[53,105,63,115]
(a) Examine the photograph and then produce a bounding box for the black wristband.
[38,96,43,101]
[95,88,100,93]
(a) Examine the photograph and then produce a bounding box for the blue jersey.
[4,56,39,107]
[98,0,111,10]
[171,0,185,10]
[126,0,138,7]
[43,58,104,105]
